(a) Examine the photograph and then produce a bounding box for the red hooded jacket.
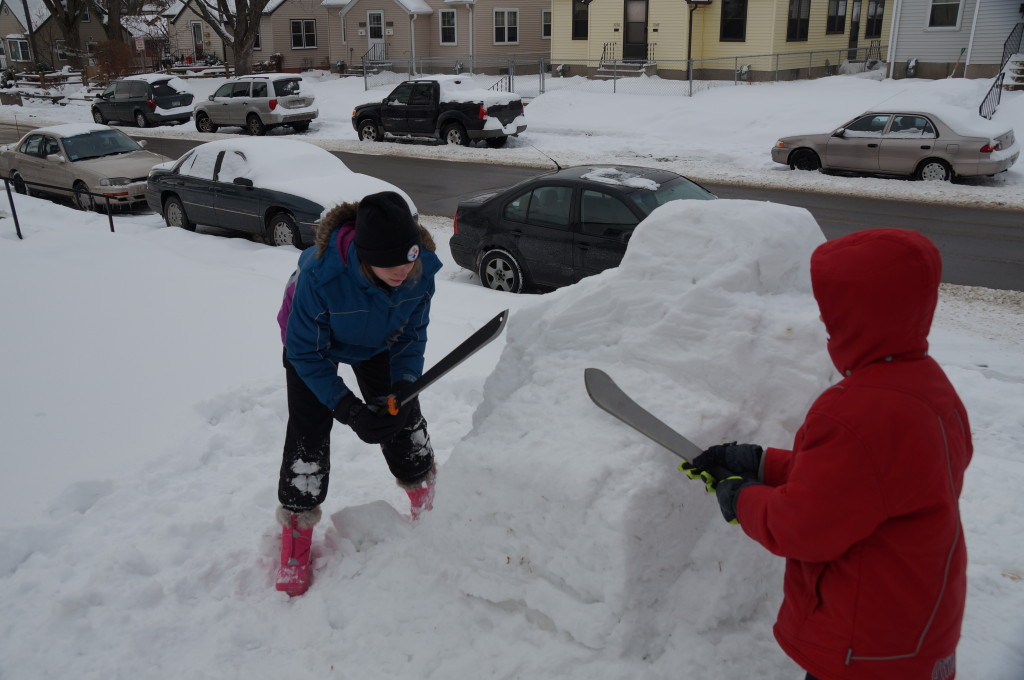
[736,229,972,680]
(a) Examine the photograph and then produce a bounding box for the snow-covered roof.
[121,14,167,39]
[321,0,432,13]
[2,0,48,33]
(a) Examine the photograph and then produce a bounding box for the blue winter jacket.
[278,224,442,410]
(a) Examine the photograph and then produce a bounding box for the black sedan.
[449,165,717,292]
[146,138,415,247]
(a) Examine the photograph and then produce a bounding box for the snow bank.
[420,200,831,665]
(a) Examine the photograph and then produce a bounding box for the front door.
[191,22,205,61]
[848,0,862,59]
[622,0,648,61]
[825,113,889,172]
[367,11,385,61]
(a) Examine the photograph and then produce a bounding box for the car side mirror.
[137,139,148,148]
[232,177,254,187]
[45,154,65,163]
[833,128,846,138]
[208,94,216,101]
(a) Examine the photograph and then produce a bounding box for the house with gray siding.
[886,0,1023,78]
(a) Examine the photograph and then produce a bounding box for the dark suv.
[92,76,194,128]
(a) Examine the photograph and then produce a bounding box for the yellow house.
[550,0,892,80]
[0,0,112,71]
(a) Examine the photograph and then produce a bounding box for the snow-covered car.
[193,73,318,136]
[352,76,526,148]
[449,165,717,293]
[0,124,171,210]
[771,107,1019,181]
[145,138,415,247]
[91,75,194,128]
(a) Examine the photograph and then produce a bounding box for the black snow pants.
[278,348,434,513]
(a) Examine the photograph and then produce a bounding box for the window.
[8,39,30,62]
[580,191,638,239]
[787,0,810,41]
[252,81,268,97]
[409,82,433,105]
[826,0,846,34]
[865,0,884,37]
[213,83,234,98]
[291,19,317,48]
[720,0,747,41]
[494,9,518,44]
[217,151,249,183]
[82,7,90,21]
[55,39,68,60]
[542,10,551,39]
[387,82,413,105]
[230,82,251,97]
[928,0,961,27]
[253,26,261,50]
[18,134,43,157]
[886,115,936,138]
[844,113,890,137]
[572,0,588,40]
[440,10,456,45]
[273,78,301,96]
[503,187,572,229]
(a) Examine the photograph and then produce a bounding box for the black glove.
[692,442,764,481]
[715,476,759,525]
[333,391,410,444]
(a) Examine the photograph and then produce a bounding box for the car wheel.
[92,108,106,124]
[134,110,149,128]
[484,136,508,149]
[790,149,821,171]
[10,170,27,195]
[291,121,310,133]
[358,119,382,142]
[916,158,952,182]
[479,249,526,293]
[267,211,300,247]
[442,122,471,147]
[73,181,96,211]
[163,195,196,232]
[247,114,266,136]
[195,112,218,133]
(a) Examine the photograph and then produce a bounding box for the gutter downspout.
[965,0,984,76]
[887,0,903,79]
[410,14,417,77]
[687,3,699,63]
[468,4,475,73]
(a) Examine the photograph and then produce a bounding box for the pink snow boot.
[402,467,436,521]
[275,506,321,597]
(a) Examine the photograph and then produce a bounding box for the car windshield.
[62,130,142,162]
[626,176,717,215]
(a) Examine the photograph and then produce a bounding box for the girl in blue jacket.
[274,191,442,596]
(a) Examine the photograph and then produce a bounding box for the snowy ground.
[0,73,1022,679]
[2,69,1023,210]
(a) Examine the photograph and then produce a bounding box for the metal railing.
[3,175,130,239]
[978,22,1023,119]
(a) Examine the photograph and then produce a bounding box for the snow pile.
[424,200,830,667]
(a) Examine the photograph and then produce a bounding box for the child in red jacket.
[691,228,972,680]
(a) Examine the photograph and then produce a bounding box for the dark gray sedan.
[146,138,414,247]
[449,165,716,293]
[771,107,1019,181]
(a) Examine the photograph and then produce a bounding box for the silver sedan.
[0,124,171,210]
[771,108,1019,181]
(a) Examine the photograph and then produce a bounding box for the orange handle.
[387,395,399,416]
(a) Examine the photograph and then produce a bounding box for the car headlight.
[100,177,131,186]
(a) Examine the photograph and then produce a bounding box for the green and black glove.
[692,442,764,480]
[714,475,759,525]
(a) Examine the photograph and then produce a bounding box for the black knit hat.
[354,191,421,267]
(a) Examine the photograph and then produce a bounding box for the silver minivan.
[193,74,318,136]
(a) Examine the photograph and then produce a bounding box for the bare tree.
[40,0,91,68]
[88,0,156,44]
[189,0,268,76]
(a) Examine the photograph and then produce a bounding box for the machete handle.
[387,395,399,416]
